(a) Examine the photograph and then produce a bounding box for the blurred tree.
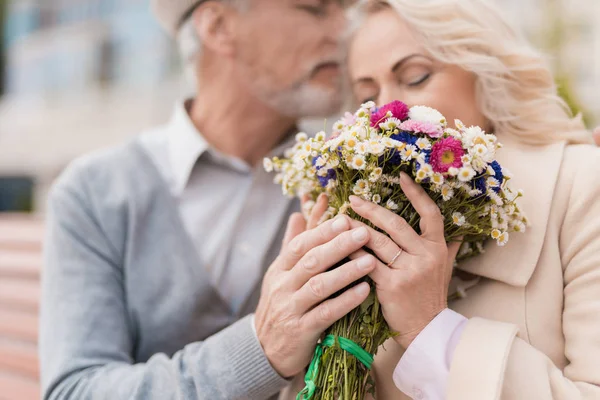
[0,0,5,96]
[543,0,591,126]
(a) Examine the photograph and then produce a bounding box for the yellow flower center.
[441,150,455,164]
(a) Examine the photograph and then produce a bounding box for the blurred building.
[0,0,189,210]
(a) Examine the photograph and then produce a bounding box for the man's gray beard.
[249,78,344,119]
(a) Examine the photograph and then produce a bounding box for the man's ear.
[192,2,237,57]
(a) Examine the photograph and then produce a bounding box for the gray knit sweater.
[39,139,294,400]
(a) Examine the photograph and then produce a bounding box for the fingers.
[398,172,445,242]
[279,215,351,271]
[308,194,329,230]
[282,213,307,248]
[346,219,406,266]
[300,281,371,332]
[349,195,422,254]
[293,254,376,313]
[288,226,370,288]
[349,249,391,285]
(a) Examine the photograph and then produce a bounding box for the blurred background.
[0,0,598,398]
[0,0,599,214]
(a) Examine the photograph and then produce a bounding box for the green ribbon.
[296,335,374,400]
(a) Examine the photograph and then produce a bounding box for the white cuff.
[393,309,468,400]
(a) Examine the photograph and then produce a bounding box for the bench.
[0,214,44,400]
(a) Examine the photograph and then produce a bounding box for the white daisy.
[431,173,444,186]
[356,142,369,154]
[401,144,418,160]
[295,132,308,142]
[361,101,376,110]
[302,200,315,219]
[274,173,283,185]
[350,154,367,170]
[487,177,500,188]
[445,128,461,138]
[372,194,382,204]
[369,167,383,183]
[379,117,402,131]
[353,179,370,195]
[468,188,483,197]
[416,138,432,150]
[325,180,337,191]
[344,136,359,151]
[263,158,274,172]
[448,167,460,177]
[441,184,454,201]
[452,212,466,227]
[454,119,466,130]
[338,202,351,215]
[416,169,428,182]
[386,199,400,210]
[458,167,476,182]
[368,140,386,156]
[409,106,447,127]
[497,231,509,246]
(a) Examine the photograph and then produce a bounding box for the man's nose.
[326,3,350,43]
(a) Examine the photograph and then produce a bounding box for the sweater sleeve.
[446,146,600,400]
[39,168,289,400]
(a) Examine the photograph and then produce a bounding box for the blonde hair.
[355,0,592,145]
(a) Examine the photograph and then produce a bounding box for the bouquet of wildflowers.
[264,100,527,400]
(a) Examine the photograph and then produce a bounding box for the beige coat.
[282,137,600,399]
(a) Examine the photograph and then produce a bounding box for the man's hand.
[594,127,600,146]
[254,214,376,378]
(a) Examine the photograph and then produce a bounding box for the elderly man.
[39,1,377,399]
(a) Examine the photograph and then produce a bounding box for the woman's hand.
[594,127,600,146]
[347,172,461,349]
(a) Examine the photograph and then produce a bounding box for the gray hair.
[177,0,249,85]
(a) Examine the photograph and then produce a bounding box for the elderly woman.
[282,0,600,399]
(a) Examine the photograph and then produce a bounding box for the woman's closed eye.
[397,64,433,88]
[407,73,431,87]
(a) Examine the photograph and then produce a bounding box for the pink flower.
[430,137,465,173]
[341,112,356,126]
[370,100,409,127]
[398,120,443,138]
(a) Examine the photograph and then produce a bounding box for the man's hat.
[151,0,205,36]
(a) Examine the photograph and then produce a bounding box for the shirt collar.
[167,100,211,195]
[166,100,299,194]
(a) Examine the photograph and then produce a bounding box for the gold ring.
[387,249,403,267]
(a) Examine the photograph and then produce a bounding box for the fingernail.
[349,195,365,207]
[332,216,348,233]
[400,172,410,184]
[352,227,368,242]
[355,283,370,296]
[357,255,374,270]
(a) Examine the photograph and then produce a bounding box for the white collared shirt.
[139,100,296,313]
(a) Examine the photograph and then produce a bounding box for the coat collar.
[455,135,566,287]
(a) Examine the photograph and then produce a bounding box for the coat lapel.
[455,136,566,287]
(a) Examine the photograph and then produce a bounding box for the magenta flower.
[370,100,409,127]
[430,137,465,173]
[398,120,443,138]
